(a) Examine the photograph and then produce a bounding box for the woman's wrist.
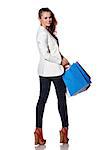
[61,58,70,66]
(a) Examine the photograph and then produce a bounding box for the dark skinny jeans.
[36,75,69,128]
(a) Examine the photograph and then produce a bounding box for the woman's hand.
[61,57,70,68]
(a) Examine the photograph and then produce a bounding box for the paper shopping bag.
[62,62,91,96]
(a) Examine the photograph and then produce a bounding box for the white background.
[0,0,97,150]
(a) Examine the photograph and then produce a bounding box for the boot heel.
[34,132,39,145]
[60,130,64,143]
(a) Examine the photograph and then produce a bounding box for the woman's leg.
[36,76,51,128]
[52,76,69,128]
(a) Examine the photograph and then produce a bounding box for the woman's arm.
[37,30,62,64]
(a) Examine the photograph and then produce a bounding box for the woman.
[34,8,69,145]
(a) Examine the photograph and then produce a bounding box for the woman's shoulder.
[37,26,48,34]
[36,26,48,40]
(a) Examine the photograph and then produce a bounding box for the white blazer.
[36,25,64,77]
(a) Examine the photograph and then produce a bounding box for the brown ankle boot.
[60,127,69,144]
[34,128,46,145]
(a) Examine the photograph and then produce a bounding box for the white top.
[36,26,64,77]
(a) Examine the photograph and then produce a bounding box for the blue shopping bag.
[62,62,91,96]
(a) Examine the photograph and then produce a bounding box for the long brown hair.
[38,8,59,45]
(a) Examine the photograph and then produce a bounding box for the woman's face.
[39,11,52,28]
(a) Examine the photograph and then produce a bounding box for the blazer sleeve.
[37,30,62,64]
